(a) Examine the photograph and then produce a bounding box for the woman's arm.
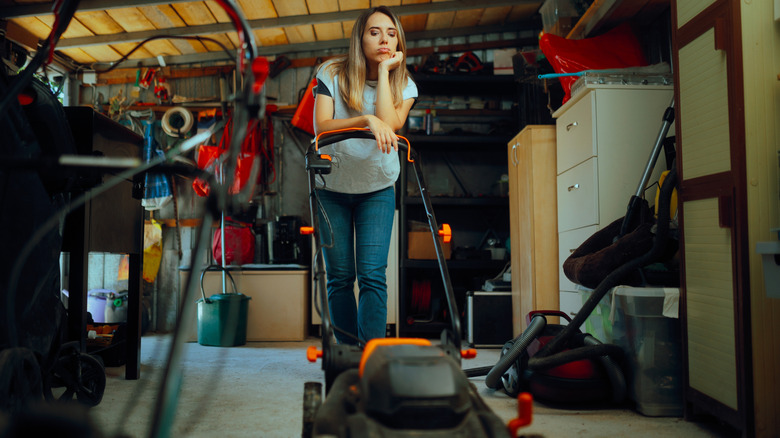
[375,52,414,132]
[314,89,413,154]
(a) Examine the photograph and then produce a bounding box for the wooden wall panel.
[678,28,731,180]
[741,0,780,434]
[683,197,738,410]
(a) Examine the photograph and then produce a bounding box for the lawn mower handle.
[306,128,462,361]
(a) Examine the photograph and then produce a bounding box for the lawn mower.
[301,128,530,438]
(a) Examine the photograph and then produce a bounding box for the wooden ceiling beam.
[100,22,538,69]
[49,0,538,48]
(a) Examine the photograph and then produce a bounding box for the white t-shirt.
[313,59,418,194]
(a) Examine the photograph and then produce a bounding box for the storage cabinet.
[397,74,517,338]
[670,0,778,434]
[552,84,674,320]
[507,125,559,334]
[179,268,309,342]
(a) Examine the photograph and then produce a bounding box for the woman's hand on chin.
[379,51,404,72]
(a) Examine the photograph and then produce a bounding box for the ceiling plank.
[75,10,126,34]
[400,0,428,32]
[479,6,511,25]
[273,0,309,16]
[425,0,454,31]
[81,45,124,63]
[313,23,345,41]
[8,16,51,42]
[273,0,316,49]
[338,0,369,11]
[285,24,317,45]
[110,42,154,59]
[59,48,97,64]
[173,2,218,26]
[139,4,209,54]
[508,3,541,21]
[254,27,289,46]
[205,0,231,22]
[237,0,278,19]
[106,7,156,32]
[309,0,344,41]
[140,5,188,28]
[452,9,482,28]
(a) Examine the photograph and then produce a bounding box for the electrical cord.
[91,35,237,73]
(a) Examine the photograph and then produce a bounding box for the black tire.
[43,351,105,407]
[302,381,322,438]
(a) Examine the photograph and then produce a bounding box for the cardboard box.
[407,231,451,260]
[493,48,518,75]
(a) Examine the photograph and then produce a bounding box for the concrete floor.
[84,334,736,438]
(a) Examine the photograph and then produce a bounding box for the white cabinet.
[552,84,674,320]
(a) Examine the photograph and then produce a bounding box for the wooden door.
[672,0,753,434]
[508,125,558,334]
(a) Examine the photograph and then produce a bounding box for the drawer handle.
[566,121,578,131]
[567,183,579,192]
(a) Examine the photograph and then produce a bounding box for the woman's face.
[361,12,398,66]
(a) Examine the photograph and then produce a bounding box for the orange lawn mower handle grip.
[313,128,413,163]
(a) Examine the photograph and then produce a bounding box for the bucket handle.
[199,265,238,303]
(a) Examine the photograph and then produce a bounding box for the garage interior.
[1,0,778,437]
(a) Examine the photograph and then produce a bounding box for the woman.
[312,6,417,344]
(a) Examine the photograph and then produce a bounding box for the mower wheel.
[302,381,322,438]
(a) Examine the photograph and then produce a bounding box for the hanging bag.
[192,114,260,197]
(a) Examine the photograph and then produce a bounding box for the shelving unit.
[397,74,518,338]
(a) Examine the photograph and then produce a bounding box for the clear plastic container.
[539,0,580,36]
[612,286,683,417]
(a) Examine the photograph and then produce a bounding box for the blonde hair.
[323,6,410,112]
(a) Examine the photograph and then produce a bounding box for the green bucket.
[197,266,251,347]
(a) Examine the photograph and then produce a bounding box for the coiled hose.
[484,313,546,389]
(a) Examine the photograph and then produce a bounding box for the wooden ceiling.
[1,0,544,70]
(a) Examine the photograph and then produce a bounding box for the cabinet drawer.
[558,225,598,293]
[557,157,598,232]
[556,92,595,174]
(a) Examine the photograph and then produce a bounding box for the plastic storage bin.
[576,285,616,343]
[612,286,683,417]
[539,0,580,37]
[88,289,128,323]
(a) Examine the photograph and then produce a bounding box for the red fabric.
[291,78,317,135]
[539,23,648,104]
[212,220,255,265]
[192,115,260,197]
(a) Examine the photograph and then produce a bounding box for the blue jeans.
[316,186,395,344]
